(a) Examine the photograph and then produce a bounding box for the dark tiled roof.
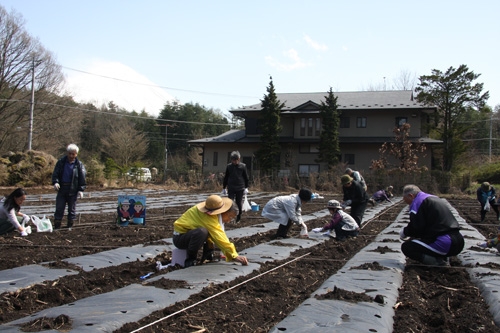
[230,90,428,112]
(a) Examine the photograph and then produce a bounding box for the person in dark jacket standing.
[341,174,368,227]
[52,144,86,229]
[222,151,249,222]
[476,182,500,222]
[400,184,464,266]
[345,168,367,191]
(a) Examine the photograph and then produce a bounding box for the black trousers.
[480,200,499,221]
[275,220,292,238]
[349,201,368,227]
[173,228,208,260]
[228,189,244,218]
[54,185,78,222]
[401,230,465,261]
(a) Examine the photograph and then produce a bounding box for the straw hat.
[196,195,233,215]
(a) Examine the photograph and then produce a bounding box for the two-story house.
[189,90,440,178]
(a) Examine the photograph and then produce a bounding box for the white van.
[127,168,152,182]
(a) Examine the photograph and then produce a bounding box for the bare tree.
[371,123,427,172]
[0,5,65,154]
[101,122,149,167]
[393,69,418,91]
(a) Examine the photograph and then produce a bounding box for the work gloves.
[312,227,323,233]
[221,189,227,196]
[300,222,308,237]
[54,183,60,191]
[477,242,488,248]
[19,226,31,236]
[78,191,84,199]
[244,188,249,195]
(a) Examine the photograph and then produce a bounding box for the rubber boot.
[200,243,214,263]
[54,220,62,230]
[184,251,197,268]
[421,254,449,267]
[272,222,291,239]
[67,220,74,229]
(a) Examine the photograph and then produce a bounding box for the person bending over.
[173,194,248,268]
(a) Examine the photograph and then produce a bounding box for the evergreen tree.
[256,77,284,175]
[157,101,230,157]
[415,64,489,171]
[317,88,340,169]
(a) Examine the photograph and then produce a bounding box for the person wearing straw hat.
[399,184,464,267]
[173,194,249,268]
[476,182,500,223]
[340,174,368,227]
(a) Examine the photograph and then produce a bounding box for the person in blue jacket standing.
[52,144,86,229]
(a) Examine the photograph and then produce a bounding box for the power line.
[0,99,233,126]
[62,66,258,99]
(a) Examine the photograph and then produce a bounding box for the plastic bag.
[242,195,251,212]
[485,200,491,212]
[31,215,53,233]
[300,222,308,238]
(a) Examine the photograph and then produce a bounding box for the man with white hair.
[52,144,87,229]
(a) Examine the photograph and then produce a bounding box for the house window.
[307,118,313,136]
[213,152,218,166]
[356,117,367,128]
[300,118,306,136]
[344,154,355,165]
[340,117,350,128]
[396,117,408,127]
[298,164,320,177]
[300,117,321,137]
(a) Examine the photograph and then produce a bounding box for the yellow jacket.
[173,205,238,261]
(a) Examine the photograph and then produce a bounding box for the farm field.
[0,186,499,332]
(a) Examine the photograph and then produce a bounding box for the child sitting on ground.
[477,228,500,255]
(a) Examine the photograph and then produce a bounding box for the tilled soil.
[0,188,499,332]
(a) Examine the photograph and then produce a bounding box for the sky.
[2,1,499,117]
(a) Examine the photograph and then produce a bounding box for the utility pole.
[156,123,175,181]
[27,58,35,151]
[489,112,493,162]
